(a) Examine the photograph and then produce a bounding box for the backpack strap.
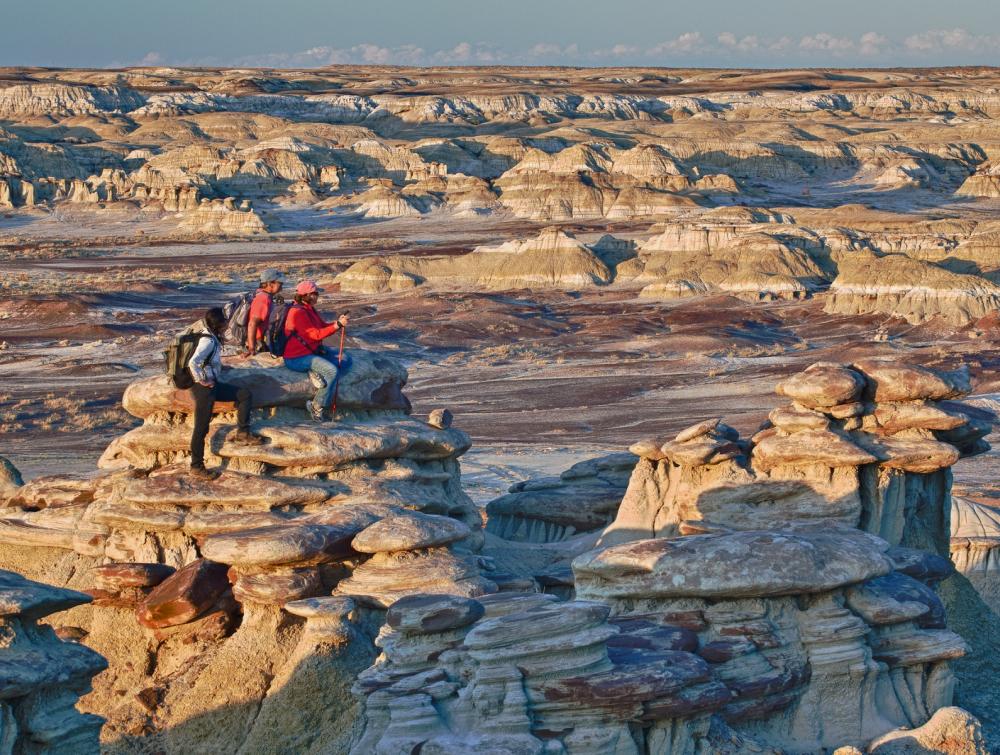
[289,304,321,356]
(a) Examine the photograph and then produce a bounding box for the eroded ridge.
[0,349,502,751]
[0,355,993,752]
[351,357,991,753]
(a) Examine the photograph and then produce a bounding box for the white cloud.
[718,32,760,52]
[171,27,1000,70]
[648,32,706,56]
[799,33,854,53]
[859,32,888,56]
[138,51,164,66]
[904,28,1000,53]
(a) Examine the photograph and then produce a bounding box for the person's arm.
[292,308,338,342]
[245,294,268,353]
[188,336,216,386]
[246,315,262,353]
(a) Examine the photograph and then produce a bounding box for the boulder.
[428,409,453,429]
[352,512,471,554]
[136,559,230,628]
[776,363,865,408]
[121,349,411,419]
[386,594,485,635]
[867,707,987,754]
[574,526,893,600]
[853,360,971,402]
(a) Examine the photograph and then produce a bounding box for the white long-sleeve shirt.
[187,321,222,385]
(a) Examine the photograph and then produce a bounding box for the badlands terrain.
[3,65,1000,752]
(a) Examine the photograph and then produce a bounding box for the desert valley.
[3,64,1000,753]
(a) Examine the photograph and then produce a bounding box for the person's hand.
[200,380,215,387]
[338,313,350,327]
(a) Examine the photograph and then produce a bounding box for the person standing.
[282,281,350,421]
[245,269,285,355]
[189,307,265,479]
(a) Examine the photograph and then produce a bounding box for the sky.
[2,0,999,69]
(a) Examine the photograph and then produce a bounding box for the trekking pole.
[330,322,347,414]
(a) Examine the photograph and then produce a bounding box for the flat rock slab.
[0,568,93,619]
[122,348,410,418]
[886,546,954,584]
[93,563,175,591]
[120,468,329,509]
[776,363,865,408]
[574,526,892,600]
[853,434,960,474]
[232,568,322,604]
[752,428,877,470]
[353,512,471,553]
[853,360,971,402]
[137,559,230,628]
[201,521,360,568]
[285,595,355,620]
[387,594,485,635]
[100,417,471,471]
[0,642,109,699]
[335,549,497,609]
[872,402,966,435]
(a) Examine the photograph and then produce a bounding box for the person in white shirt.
[188,307,264,480]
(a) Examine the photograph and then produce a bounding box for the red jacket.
[248,290,274,343]
[283,303,339,359]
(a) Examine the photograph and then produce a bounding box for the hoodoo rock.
[0,352,992,753]
[0,348,488,751]
[0,569,108,753]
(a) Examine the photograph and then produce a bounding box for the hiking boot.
[306,400,327,422]
[190,464,220,481]
[231,429,266,446]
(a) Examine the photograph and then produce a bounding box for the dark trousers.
[190,381,251,468]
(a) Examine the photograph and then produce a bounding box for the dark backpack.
[265,302,320,357]
[222,291,254,349]
[265,301,296,356]
[164,331,214,389]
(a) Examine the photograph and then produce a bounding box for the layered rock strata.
[350,358,988,753]
[0,569,108,754]
[0,349,494,751]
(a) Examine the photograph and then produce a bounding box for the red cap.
[295,280,321,295]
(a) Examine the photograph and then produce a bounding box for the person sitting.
[188,307,265,480]
[282,281,350,421]
[245,269,284,355]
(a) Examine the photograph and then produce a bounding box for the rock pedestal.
[0,569,108,754]
[0,349,489,751]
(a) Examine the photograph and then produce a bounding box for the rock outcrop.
[349,357,990,753]
[0,569,108,753]
[337,227,614,293]
[0,349,492,751]
[824,251,1000,325]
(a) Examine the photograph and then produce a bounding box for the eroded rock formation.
[0,349,493,751]
[348,357,991,753]
[0,569,108,753]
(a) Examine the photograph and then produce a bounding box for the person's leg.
[189,383,215,468]
[214,382,251,430]
[309,356,338,409]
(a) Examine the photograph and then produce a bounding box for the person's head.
[259,269,285,295]
[294,280,321,306]
[204,306,227,338]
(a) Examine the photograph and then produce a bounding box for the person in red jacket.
[245,269,285,355]
[283,280,350,421]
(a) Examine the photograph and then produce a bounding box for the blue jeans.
[284,347,351,410]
